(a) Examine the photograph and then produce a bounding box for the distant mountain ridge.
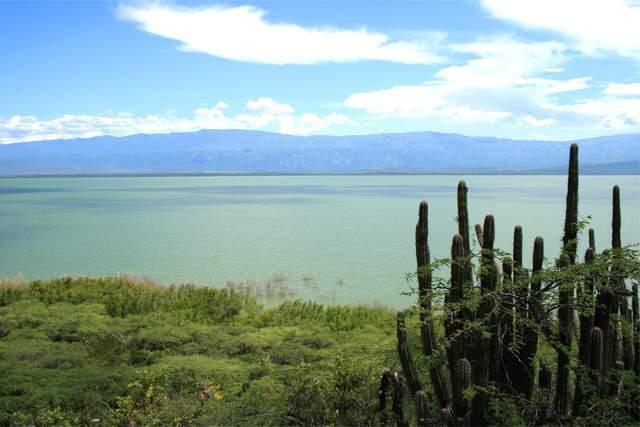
[0,130,638,175]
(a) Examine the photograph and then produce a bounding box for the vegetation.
[0,276,397,425]
[394,144,640,426]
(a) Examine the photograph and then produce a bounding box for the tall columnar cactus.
[573,246,596,415]
[414,201,453,413]
[530,236,545,324]
[457,181,473,286]
[513,226,528,320]
[518,236,544,399]
[392,143,639,426]
[416,201,436,356]
[555,253,572,416]
[498,256,514,388]
[397,311,422,395]
[471,215,497,425]
[554,143,579,416]
[447,235,467,379]
[563,143,579,263]
[612,186,635,371]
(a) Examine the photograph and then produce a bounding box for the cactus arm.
[474,224,484,248]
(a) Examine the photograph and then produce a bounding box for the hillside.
[0,130,638,175]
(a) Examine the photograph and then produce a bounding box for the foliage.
[0,276,396,426]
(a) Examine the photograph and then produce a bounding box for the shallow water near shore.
[0,175,638,308]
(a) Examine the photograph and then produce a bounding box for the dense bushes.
[0,275,255,322]
[0,276,396,425]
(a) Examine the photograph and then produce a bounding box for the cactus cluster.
[389,144,640,425]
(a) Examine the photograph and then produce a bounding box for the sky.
[1,0,639,144]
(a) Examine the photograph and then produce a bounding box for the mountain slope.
[0,130,638,174]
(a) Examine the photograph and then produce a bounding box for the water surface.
[0,175,638,308]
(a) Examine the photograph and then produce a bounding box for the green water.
[0,175,638,308]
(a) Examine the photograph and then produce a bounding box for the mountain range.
[0,130,638,175]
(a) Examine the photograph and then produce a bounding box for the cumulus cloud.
[342,33,640,133]
[481,0,640,59]
[344,39,591,126]
[117,3,445,64]
[0,98,354,144]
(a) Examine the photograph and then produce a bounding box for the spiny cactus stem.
[396,311,422,396]
[416,201,436,357]
[612,185,621,249]
[555,254,572,415]
[453,358,472,418]
[562,143,579,264]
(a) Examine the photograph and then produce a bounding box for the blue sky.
[1,0,639,143]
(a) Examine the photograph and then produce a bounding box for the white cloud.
[519,115,556,127]
[344,39,590,126]
[0,98,354,144]
[549,97,640,130]
[603,83,640,96]
[117,3,444,65]
[481,0,640,59]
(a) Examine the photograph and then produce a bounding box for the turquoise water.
[0,175,638,308]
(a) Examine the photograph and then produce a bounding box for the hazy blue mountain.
[0,130,638,175]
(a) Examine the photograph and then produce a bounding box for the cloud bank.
[117,3,445,65]
[0,98,353,144]
[481,0,640,59]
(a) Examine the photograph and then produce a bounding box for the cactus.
[453,358,472,418]
[457,181,473,286]
[530,236,545,323]
[555,253,572,416]
[415,390,431,427]
[513,226,526,317]
[447,235,467,383]
[518,237,544,399]
[471,215,497,425]
[414,202,451,412]
[379,370,409,427]
[554,144,578,415]
[498,256,514,388]
[612,186,634,372]
[391,143,639,426]
[396,311,422,396]
[562,143,579,263]
[416,201,436,357]
[574,247,596,415]
[588,228,596,252]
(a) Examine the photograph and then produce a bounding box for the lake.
[0,175,638,308]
